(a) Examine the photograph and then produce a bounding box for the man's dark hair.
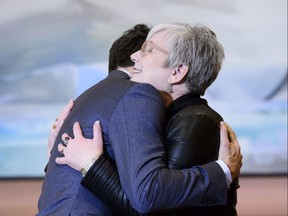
[108,24,151,72]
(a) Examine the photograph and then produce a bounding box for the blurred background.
[1,1,287,215]
[0,0,287,178]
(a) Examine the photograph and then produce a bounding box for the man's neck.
[117,66,133,78]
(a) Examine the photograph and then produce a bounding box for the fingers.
[226,123,236,142]
[60,122,82,147]
[58,143,66,154]
[48,100,74,159]
[220,121,229,146]
[61,133,71,145]
[219,121,243,180]
[66,99,75,111]
[73,122,83,137]
[226,123,241,152]
[59,99,74,121]
[53,99,75,130]
[93,121,102,141]
[228,124,243,167]
[63,136,70,147]
[93,121,104,151]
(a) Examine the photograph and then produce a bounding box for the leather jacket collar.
[165,92,206,121]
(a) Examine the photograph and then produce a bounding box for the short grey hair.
[147,23,225,95]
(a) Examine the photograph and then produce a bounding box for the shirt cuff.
[216,160,232,187]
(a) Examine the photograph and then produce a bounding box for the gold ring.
[60,146,65,154]
[63,136,70,146]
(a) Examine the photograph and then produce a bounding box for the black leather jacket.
[81,93,239,216]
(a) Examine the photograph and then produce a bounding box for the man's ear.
[169,64,189,84]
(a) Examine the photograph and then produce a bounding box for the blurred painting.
[0,0,287,177]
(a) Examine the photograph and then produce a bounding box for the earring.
[167,83,173,94]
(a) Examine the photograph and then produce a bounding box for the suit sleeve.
[83,84,228,214]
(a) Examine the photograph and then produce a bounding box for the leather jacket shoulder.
[165,103,223,169]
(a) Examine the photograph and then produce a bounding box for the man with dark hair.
[108,24,151,72]
[38,23,151,216]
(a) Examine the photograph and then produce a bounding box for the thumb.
[220,121,229,146]
[73,122,83,137]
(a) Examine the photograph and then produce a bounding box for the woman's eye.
[147,47,153,52]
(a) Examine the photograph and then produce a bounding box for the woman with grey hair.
[55,23,240,215]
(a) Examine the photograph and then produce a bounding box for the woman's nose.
[130,50,141,63]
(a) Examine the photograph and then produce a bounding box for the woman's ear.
[169,64,189,84]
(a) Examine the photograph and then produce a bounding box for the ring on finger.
[60,146,65,154]
[63,136,70,147]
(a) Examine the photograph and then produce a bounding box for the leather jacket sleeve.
[82,154,145,216]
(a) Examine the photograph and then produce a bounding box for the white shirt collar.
[118,69,132,78]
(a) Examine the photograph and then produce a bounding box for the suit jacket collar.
[108,70,131,80]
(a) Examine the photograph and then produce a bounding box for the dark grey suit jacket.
[37,70,228,215]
